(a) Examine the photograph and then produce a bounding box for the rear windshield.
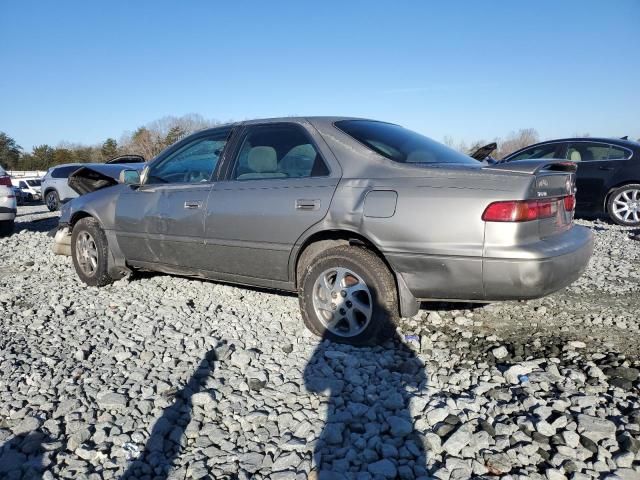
[335,120,477,165]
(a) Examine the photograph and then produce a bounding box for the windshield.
[26,179,41,187]
[335,120,477,165]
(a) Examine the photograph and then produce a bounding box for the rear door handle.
[295,199,320,211]
[184,201,202,209]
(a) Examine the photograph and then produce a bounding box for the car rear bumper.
[0,206,17,221]
[483,225,594,300]
[388,225,594,302]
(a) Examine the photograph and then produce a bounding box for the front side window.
[566,142,614,162]
[146,129,230,184]
[335,120,477,165]
[232,124,329,180]
[508,144,560,162]
[19,181,27,188]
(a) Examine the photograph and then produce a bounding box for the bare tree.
[495,128,539,159]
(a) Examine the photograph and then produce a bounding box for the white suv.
[41,164,82,211]
[0,166,17,236]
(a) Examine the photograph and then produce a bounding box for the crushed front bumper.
[52,225,72,256]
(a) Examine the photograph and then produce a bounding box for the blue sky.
[1,0,639,150]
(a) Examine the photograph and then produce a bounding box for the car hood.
[67,163,145,195]
[469,142,497,160]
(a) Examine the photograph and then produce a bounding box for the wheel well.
[44,187,57,196]
[70,211,94,229]
[603,181,640,212]
[294,230,393,289]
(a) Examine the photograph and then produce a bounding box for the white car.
[12,177,42,202]
[0,166,16,236]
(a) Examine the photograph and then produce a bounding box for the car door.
[115,128,232,268]
[202,122,340,282]
[565,142,624,210]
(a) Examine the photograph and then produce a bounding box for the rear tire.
[0,220,14,237]
[45,190,59,211]
[299,245,399,345]
[607,184,640,226]
[71,217,114,287]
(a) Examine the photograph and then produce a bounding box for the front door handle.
[598,166,615,171]
[184,201,202,209]
[295,199,320,211]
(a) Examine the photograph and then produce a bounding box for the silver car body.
[0,185,17,222]
[55,117,593,316]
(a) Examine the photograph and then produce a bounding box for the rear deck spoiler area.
[483,159,577,175]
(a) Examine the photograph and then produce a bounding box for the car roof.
[196,116,387,132]
[51,163,83,168]
[524,137,640,148]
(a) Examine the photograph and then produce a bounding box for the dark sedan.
[501,138,640,226]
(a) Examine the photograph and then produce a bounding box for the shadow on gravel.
[0,430,55,479]
[122,348,219,479]
[304,325,429,478]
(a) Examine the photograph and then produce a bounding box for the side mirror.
[119,169,141,185]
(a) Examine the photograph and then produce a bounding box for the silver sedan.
[54,117,594,344]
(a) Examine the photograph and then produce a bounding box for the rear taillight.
[482,197,569,222]
[563,194,575,211]
[0,176,11,187]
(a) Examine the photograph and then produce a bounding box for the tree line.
[0,113,221,171]
[2,116,635,172]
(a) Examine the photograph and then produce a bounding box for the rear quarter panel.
[309,166,533,299]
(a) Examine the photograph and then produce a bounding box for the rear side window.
[335,120,477,165]
[608,145,631,160]
[508,144,560,161]
[51,166,80,178]
[565,142,629,162]
[232,124,329,180]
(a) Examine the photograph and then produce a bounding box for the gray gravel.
[0,205,639,479]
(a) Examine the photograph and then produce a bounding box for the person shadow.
[0,430,56,479]
[122,347,219,479]
[304,323,429,479]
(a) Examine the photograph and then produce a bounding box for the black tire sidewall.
[71,218,113,287]
[299,246,398,345]
[607,184,640,226]
[46,191,59,211]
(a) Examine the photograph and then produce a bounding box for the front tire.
[607,184,640,226]
[71,217,114,287]
[299,246,399,345]
[45,190,59,211]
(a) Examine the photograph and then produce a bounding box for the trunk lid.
[485,159,577,237]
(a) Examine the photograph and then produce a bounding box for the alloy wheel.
[46,193,57,210]
[312,267,373,338]
[75,231,99,277]
[612,188,640,224]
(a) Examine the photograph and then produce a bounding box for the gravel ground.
[0,205,639,480]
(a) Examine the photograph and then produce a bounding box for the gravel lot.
[1,205,639,480]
